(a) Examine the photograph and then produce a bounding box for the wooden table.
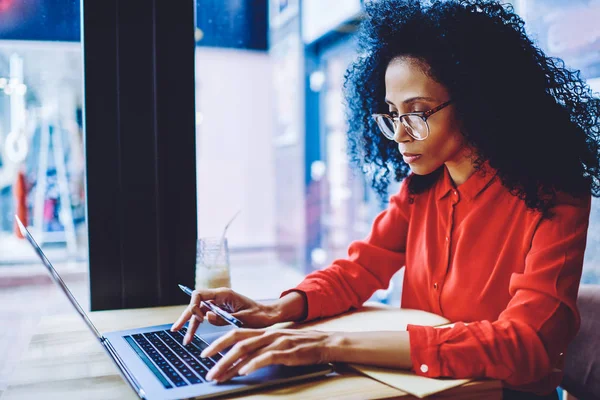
[2,305,501,400]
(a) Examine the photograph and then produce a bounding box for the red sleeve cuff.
[407,324,444,377]
[280,283,323,322]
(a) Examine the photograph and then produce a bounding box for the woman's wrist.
[266,291,308,324]
[324,332,348,363]
[325,331,413,369]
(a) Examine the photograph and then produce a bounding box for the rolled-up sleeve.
[407,193,591,388]
[281,179,412,321]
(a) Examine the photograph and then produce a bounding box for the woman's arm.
[407,193,591,387]
[270,291,308,323]
[201,328,413,382]
[332,331,413,369]
[279,179,412,322]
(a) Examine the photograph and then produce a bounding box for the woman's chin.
[408,163,438,176]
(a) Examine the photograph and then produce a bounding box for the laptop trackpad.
[196,323,236,345]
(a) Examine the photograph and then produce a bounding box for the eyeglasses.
[372,100,452,141]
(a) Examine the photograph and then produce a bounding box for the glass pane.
[315,40,401,305]
[0,0,88,385]
[195,1,297,300]
[193,0,400,302]
[516,0,600,283]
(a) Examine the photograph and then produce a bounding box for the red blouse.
[283,164,591,395]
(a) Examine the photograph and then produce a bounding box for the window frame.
[83,0,197,310]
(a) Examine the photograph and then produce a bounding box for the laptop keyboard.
[125,328,224,389]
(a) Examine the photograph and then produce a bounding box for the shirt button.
[445,236,449,242]
[433,283,438,290]
[420,364,429,373]
[453,190,457,195]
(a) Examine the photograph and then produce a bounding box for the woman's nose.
[393,120,413,143]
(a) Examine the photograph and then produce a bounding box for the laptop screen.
[15,215,103,340]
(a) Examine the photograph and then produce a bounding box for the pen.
[178,284,243,328]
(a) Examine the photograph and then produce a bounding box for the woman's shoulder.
[549,191,592,220]
[554,190,592,207]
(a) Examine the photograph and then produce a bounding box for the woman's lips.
[403,154,422,164]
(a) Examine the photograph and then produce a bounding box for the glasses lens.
[373,115,396,139]
[402,115,428,140]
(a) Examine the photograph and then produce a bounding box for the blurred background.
[1,0,600,391]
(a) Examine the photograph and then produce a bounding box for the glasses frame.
[372,100,452,141]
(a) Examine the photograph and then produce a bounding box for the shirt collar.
[437,161,497,201]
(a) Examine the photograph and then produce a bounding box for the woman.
[172,1,600,398]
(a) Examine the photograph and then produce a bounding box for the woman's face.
[384,57,468,176]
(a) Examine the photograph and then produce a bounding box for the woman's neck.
[444,150,477,186]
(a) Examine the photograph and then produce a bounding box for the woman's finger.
[184,314,202,345]
[209,341,278,382]
[205,331,274,380]
[172,288,228,332]
[199,302,211,314]
[212,353,254,382]
[171,303,203,331]
[170,305,193,331]
[210,338,289,382]
[201,328,264,358]
[237,349,289,376]
[205,311,229,326]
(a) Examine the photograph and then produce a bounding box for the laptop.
[16,216,332,400]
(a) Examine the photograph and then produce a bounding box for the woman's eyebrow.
[385,96,437,106]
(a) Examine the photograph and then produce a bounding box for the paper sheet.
[296,304,451,332]
[350,365,470,398]
[295,304,472,398]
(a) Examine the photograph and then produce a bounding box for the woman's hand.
[200,329,339,382]
[171,288,280,345]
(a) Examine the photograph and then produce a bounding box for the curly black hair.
[344,0,600,215]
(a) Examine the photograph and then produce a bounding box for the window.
[0,0,88,390]
[193,0,401,303]
[0,0,86,267]
[515,0,600,284]
[194,1,304,300]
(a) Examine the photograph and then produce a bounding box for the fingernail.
[238,366,249,375]
[200,350,208,358]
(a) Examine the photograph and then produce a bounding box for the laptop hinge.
[101,337,147,399]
